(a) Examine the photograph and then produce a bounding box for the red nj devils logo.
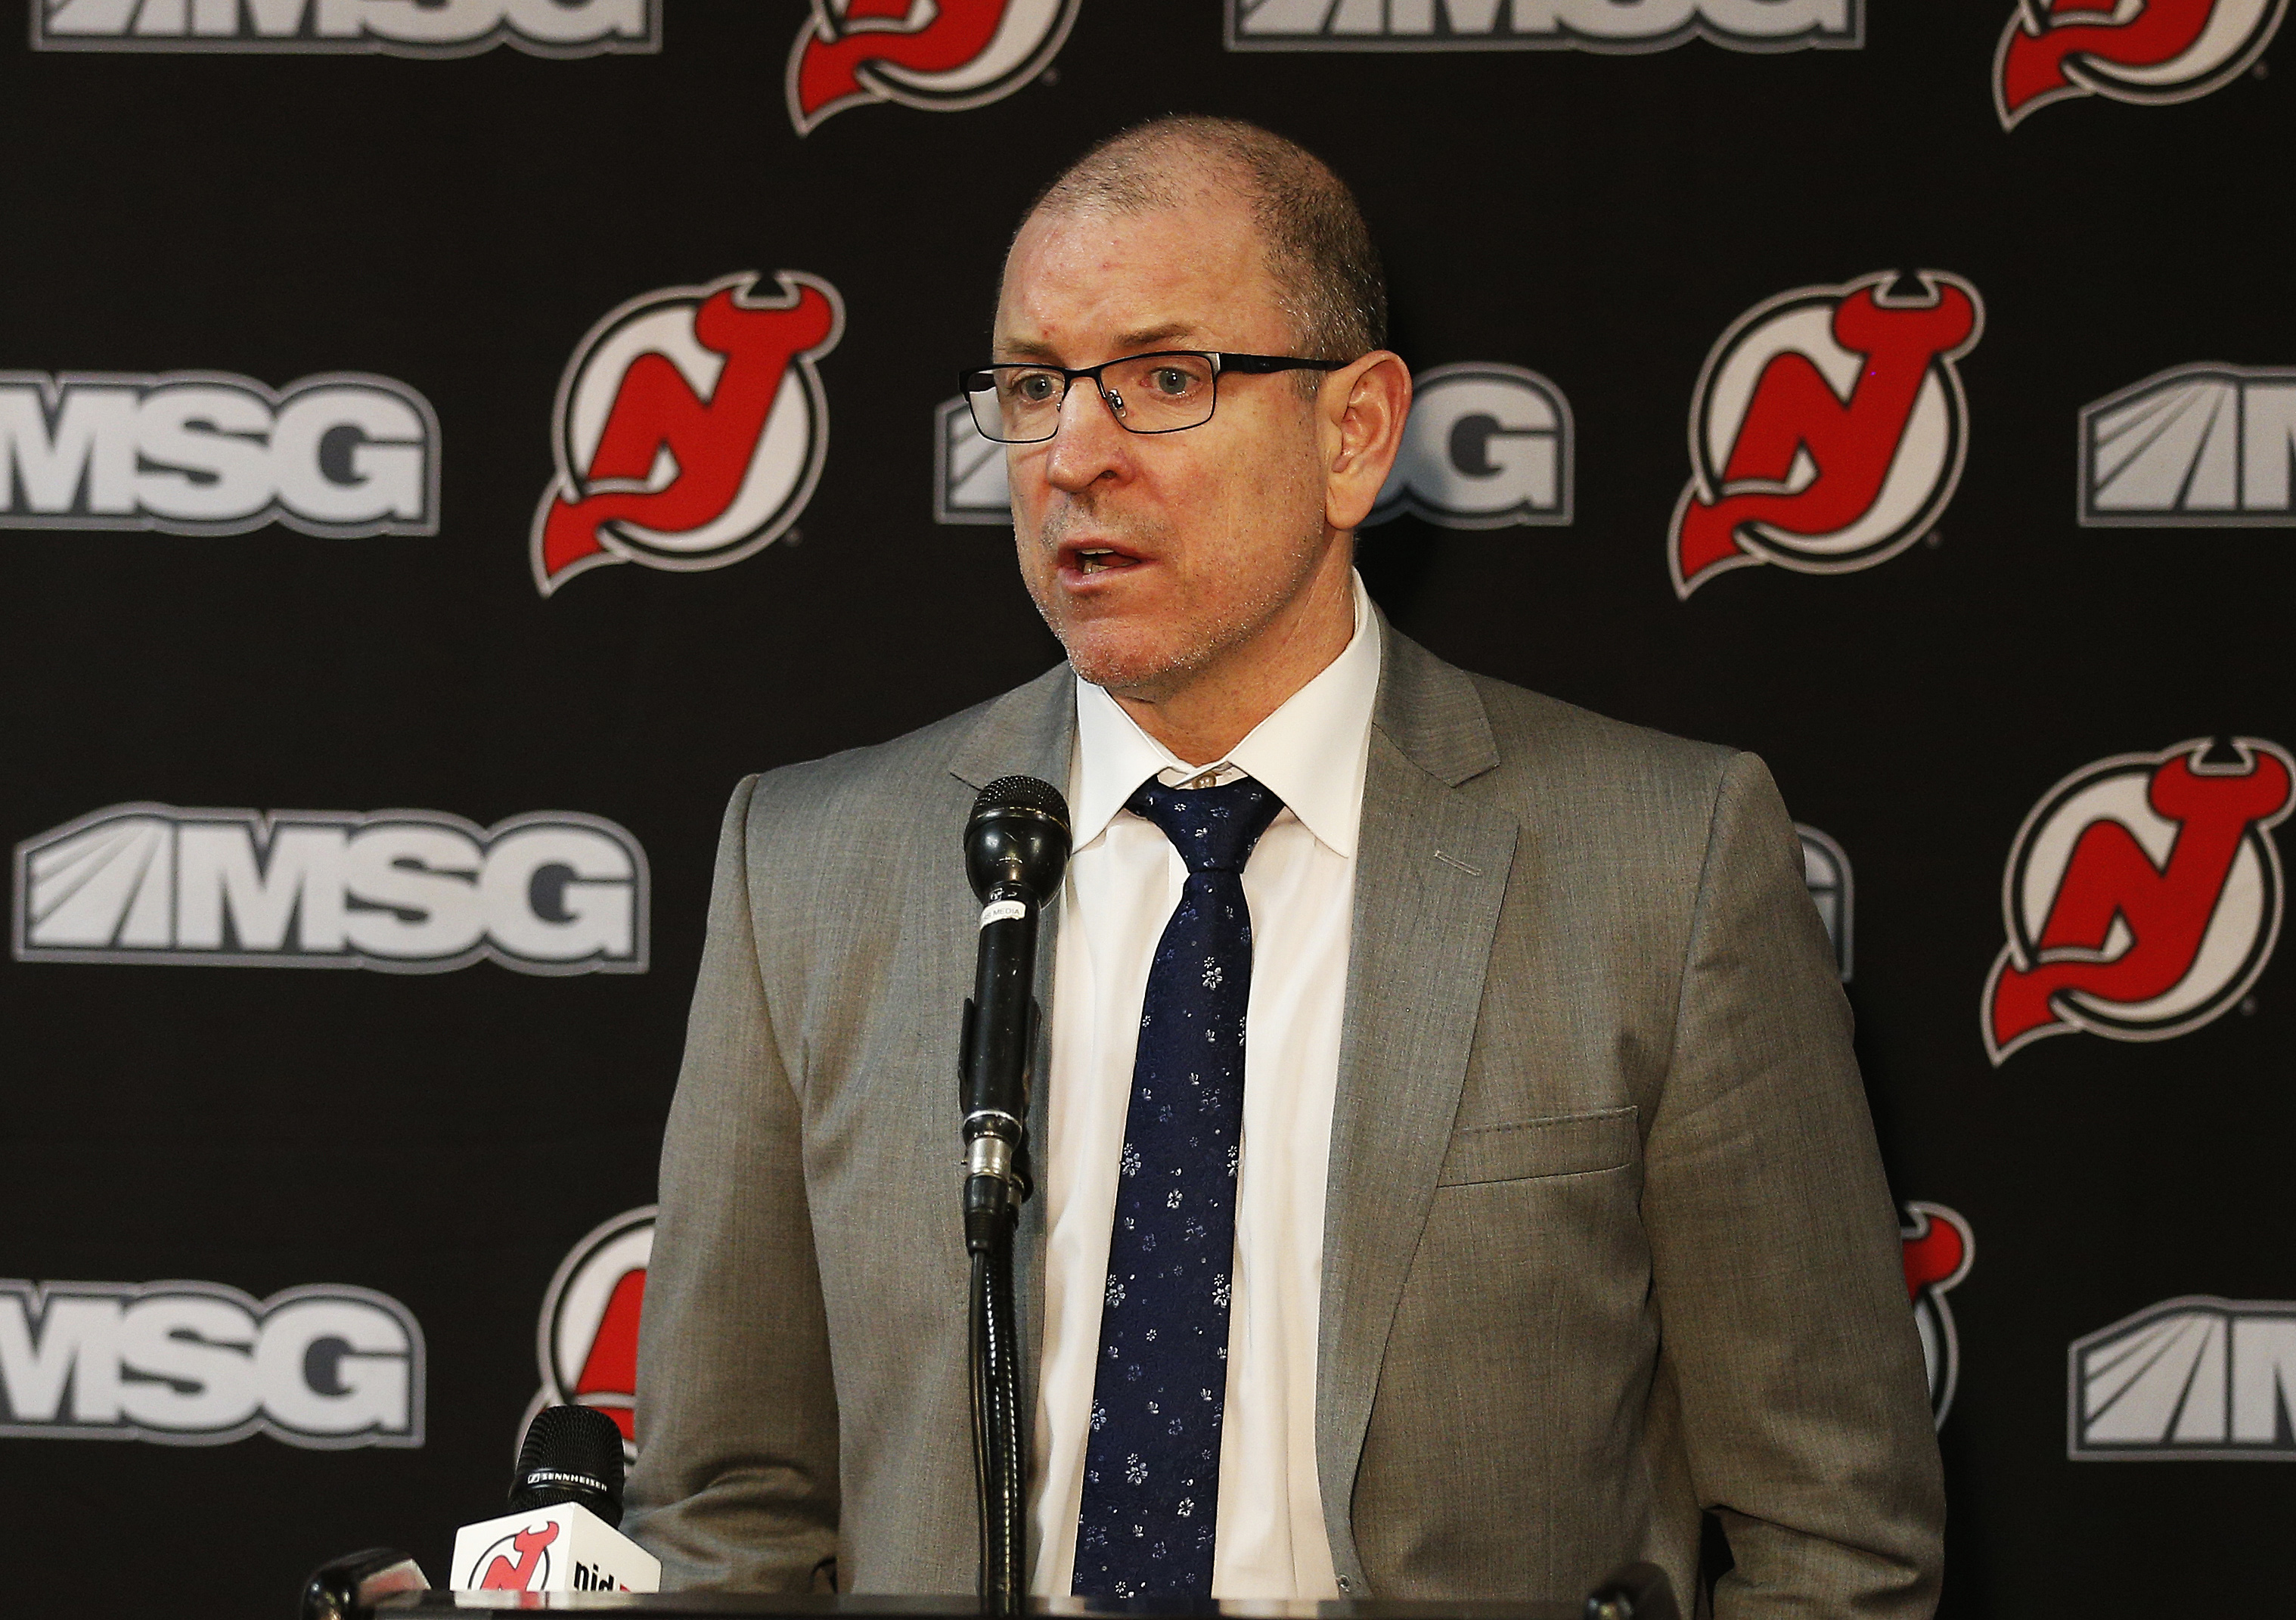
[525,1206,653,1459]
[531,272,842,597]
[1995,0,2287,129]
[478,1522,560,1591]
[1669,272,1982,599]
[1901,1203,1975,1427]
[1984,738,2293,1065]
[786,0,1079,135]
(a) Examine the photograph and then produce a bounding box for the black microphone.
[508,1402,627,1525]
[301,1405,658,1605]
[441,1403,658,1591]
[960,774,1070,1249]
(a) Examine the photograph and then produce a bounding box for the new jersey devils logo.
[787,0,1079,135]
[1995,0,2287,129]
[1984,738,2293,1064]
[1902,1202,1975,1427]
[1669,272,1983,599]
[532,272,842,596]
[476,1523,560,1592]
[525,1207,653,1461]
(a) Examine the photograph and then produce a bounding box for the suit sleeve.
[624,774,842,1591]
[1641,753,1944,1618]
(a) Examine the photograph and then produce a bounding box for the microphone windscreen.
[972,774,1070,831]
[509,1404,628,1526]
[964,776,1072,904]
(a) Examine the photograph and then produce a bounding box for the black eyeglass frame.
[956,349,1352,444]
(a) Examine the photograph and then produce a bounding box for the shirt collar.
[1069,570,1382,860]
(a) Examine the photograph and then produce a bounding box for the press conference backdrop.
[1,1,2288,1612]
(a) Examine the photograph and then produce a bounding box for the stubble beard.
[1025,497,1335,706]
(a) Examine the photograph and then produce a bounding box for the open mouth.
[1059,540,1147,579]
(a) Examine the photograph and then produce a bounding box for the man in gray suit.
[625,116,1943,1615]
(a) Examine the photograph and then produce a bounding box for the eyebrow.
[994,321,1205,365]
[1112,321,1199,352]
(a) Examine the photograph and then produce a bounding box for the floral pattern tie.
[1072,774,1286,1597]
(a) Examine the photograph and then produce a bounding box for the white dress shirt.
[1029,571,1381,1600]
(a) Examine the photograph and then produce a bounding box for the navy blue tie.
[1072,774,1286,1598]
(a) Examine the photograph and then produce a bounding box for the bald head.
[1019,116,1386,364]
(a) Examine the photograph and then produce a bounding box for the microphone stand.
[959,778,1069,1610]
[966,1170,1025,1609]
[963,944,1034,1610]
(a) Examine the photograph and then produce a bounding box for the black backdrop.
[3,2,2291,1612]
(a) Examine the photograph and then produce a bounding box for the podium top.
[374,1597,1583,1619]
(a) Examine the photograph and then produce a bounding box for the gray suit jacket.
[624,619,1944,1615]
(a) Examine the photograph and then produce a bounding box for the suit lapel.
[946,663,1078,1428]
[946,664,1075,798]
[1317,626,1517,1588]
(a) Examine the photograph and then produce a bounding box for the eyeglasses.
[957,350,1351,445]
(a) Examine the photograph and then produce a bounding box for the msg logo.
[13,805,647,973]
[0,371,438,537]
[0,1280,422,1448]
[34,0,657,56]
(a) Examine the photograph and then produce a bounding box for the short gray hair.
[1024,115,1387,363]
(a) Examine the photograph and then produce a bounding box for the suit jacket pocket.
[1435,1104,1640,1186]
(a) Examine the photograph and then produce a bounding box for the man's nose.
[1041,378,1132,492]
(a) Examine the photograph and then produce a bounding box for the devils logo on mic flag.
[455,1504,659,1594]
[532,272,842,596]
[1668,272,1983,598]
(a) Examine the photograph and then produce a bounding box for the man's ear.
[1321,350,1412,532]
